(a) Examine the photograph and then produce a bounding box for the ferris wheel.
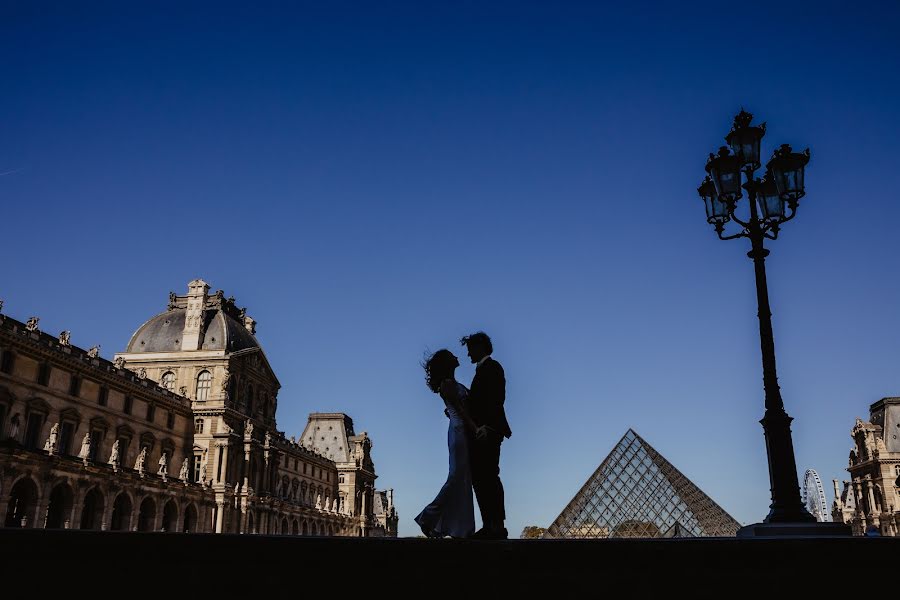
[802,469,830,522]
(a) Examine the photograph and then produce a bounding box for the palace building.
[0,280,398,536]
[832,397,900,536]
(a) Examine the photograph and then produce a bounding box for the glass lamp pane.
[703,195,714,220]
[717,170,741,197]
[712,196,729,223]
[758,176,784,222]
[760,195,784,222]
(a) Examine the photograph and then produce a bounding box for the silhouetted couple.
[415,331,512,540]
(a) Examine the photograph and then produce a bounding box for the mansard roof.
[300,413,356,463]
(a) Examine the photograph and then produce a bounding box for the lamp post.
[699,110,850,536]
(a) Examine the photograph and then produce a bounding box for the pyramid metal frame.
[544,429,740,538]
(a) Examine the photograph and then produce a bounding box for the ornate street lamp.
[697,110,849,536]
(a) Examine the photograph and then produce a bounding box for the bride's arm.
[440,382,478,432]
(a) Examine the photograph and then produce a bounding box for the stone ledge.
[0,529,894,592]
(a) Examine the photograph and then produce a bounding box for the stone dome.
[125,307,260,353]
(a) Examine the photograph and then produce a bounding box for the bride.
[415,349,478,538]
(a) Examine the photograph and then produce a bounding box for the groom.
[461,331,511,540]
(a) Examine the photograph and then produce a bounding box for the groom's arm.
[484,361,506,410]
[477,361,506,436]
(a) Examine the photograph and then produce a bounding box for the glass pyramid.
[544,429,740,538]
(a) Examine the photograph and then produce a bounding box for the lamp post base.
[737,521,852,538]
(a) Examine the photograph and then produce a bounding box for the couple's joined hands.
[442,407,489,439]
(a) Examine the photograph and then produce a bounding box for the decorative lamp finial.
[733,109,753,130]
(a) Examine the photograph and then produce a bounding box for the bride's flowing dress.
[415,382,475,538]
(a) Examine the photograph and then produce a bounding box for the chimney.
[181,279,209,350]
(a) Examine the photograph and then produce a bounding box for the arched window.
[196,371,211,402]
[80,488,104,530]
[162,500,178,533]
[45,484,74,529]
[183,504,198,533]
[161,371,176,390]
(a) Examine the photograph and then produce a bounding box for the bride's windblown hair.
[423,349,458,393]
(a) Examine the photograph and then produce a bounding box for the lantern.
[725,110,766,171]
[766,144,810,205]
[698,176,729,225]
[705,146,743,204]
[756,174,785,223]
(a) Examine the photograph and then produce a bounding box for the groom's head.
[461,331,492,364]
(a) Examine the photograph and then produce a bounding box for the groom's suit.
[468,356,511,531]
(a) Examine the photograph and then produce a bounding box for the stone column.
[359,490,367,537]
[70,491,85,530]
[243,446,250,493]
[100,499,114,531]
[34,491,51,529]
[215,498,225,533]
[865,478,878,516]
[216,442,229,485]
[175,507,185,534]
[854,480,866,517]
[153,497,163,532]
[238,500,247,534]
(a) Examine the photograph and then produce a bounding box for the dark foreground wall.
[0,529,895,594]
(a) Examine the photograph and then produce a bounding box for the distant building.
[372,489,398,537]
[831,479,857,526]
[832,398,900,536]
[0,280,397,536]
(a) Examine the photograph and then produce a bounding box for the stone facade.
[0,281,397,536]
[832,397,900,536]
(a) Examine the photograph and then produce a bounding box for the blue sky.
[2,1,899,537]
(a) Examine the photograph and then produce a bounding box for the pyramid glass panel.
[544,429,740,539]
